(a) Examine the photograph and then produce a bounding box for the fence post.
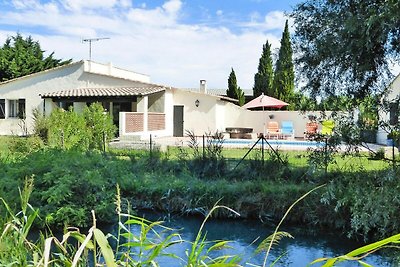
[324,137,328,178]
[103,131,106,153]
[150,134,153,158]
[202,135,205,160]
[262,136,264,165]
[61,129,64,149]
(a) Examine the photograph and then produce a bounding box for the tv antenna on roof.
[82,37,110,61]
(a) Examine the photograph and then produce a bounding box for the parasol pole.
[261,93,266,137]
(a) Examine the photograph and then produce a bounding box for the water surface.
[115,212,394,266]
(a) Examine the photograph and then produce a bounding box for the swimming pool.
[216,138,325,150]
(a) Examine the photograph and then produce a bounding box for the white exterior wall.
[0,60,152,135]
[164,90,174,136]
[167,89,332,138]
[377,73,400,144]
[172,90,219,136]
[222,105,324,138]
[0,63,83,135]
[84,61,150,83]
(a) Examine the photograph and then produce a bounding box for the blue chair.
[281,121,294,139]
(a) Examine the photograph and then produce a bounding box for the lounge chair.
[321,120,335,135]
[281,121,294,139]
[266,121,281,139]
[304,121,318,139]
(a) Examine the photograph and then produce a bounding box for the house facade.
[377,73,400,145]
[0,60,240,139]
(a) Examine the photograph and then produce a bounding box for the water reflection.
[111,212,393,266]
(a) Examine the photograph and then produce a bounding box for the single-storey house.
[377,72,400,144]
[0,60,325,140]
[0,60,245,139]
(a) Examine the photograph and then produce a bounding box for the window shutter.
[18,99,26,119]
[0,99,5,119]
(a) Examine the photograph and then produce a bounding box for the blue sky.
[0,0,302,89]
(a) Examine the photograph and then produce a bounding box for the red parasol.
[243,93,289,137]
[242,93,289,109]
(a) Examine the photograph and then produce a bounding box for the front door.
[173,105,184,137]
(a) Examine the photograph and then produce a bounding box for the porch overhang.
[40,86,167,101]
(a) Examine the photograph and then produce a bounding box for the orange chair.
[266,121,281,139]
[304,121,318,139]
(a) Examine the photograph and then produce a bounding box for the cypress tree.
[253,40,274,97]
[227,68,238,99]
[227,68,246,106]
[273,20,295,103]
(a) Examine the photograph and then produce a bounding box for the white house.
[0,60,241,139]
[377,73,400,144]
[0,60,325,141]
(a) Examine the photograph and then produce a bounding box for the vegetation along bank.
[0,133,398,243]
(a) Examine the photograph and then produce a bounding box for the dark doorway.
[113,102,132,135]
[173,105,184,137]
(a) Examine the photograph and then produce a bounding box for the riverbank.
[0,144,397,242]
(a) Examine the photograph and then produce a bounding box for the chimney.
[200,80,207,93]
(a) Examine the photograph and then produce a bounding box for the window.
[58,101,73,111]
[390,101,399,125]
[8,99,26,119]
[18,99,26,119]
[0,99,5,119]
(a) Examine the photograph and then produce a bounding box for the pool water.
[216,138,326,149]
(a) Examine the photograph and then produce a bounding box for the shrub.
[45,103,116,151]
[83,102,117,150]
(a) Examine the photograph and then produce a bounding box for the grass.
[164,145,390,171]
[0,136,11,152]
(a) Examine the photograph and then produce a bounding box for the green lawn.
[0,136,11,152]
[166,145,389,171]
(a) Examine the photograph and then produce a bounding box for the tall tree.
[273,20,295,103]
[227,68,245,106]
[227,68,238,99]
[253,40,274,97]
[0,33,71,82]
[291,0,400,99]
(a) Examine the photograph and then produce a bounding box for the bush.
[0,149,132,227]
[44,103,116,151]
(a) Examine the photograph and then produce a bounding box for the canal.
[109,212,394,266]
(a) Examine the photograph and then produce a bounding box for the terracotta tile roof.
[41,86,166,98]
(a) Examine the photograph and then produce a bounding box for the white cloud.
[263,11,287,30]
[162,0,182,15]
[0,1,290,89]
[61,0,118,11]
[216,10,223,16]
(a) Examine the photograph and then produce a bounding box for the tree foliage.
[253,40,274,97]
[273,20,295,103]
[291,0,400,99]
[227,68,245,106]
[0,33,71,82]
[227,68,238,99]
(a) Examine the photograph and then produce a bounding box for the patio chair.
[304,121,318,140]
[266,121,281,139]
[281,121,295,139]
[321,120,335,135]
